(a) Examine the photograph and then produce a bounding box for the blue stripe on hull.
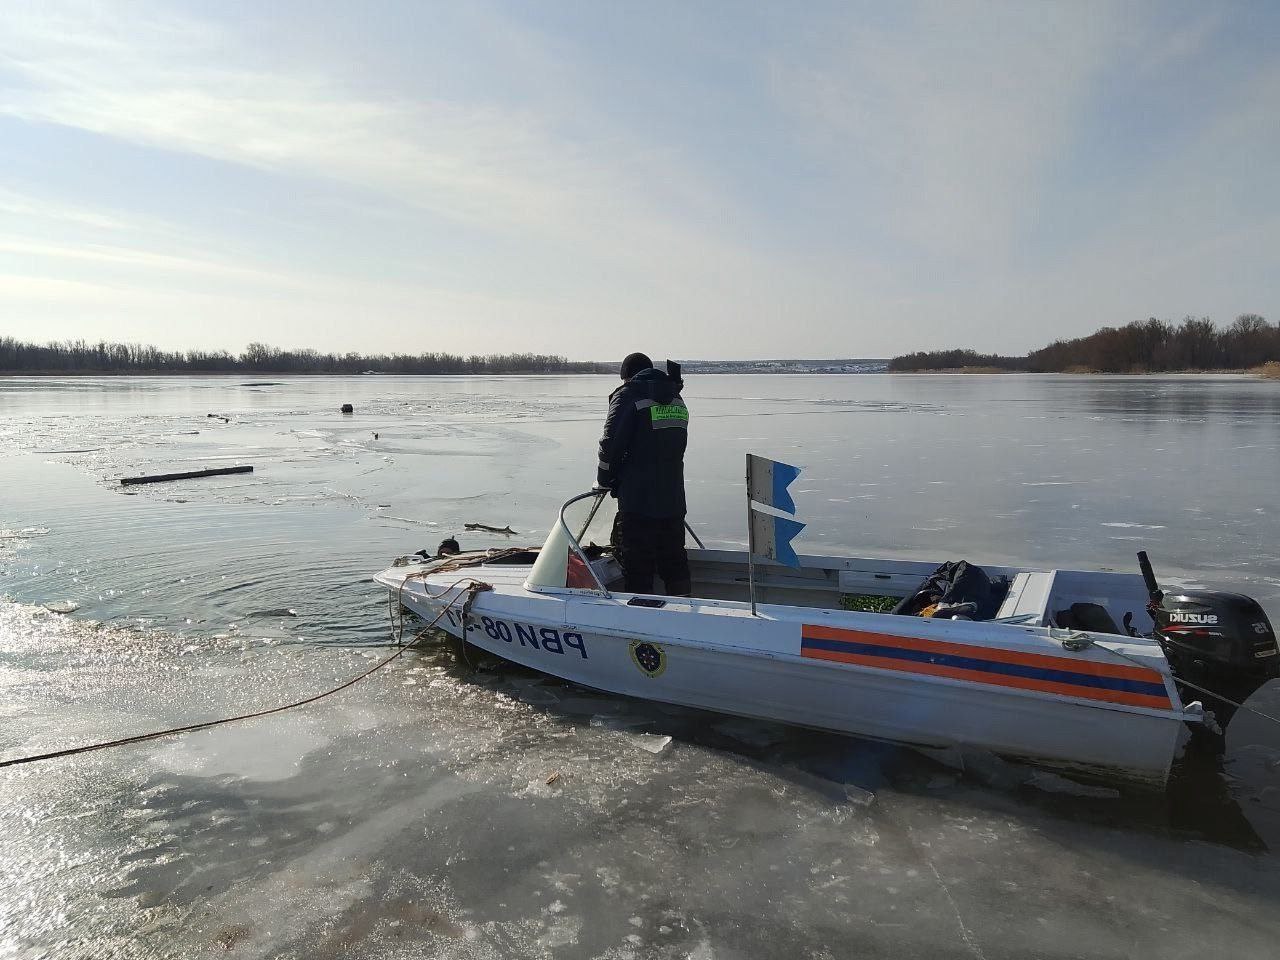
[799,637,1168,698]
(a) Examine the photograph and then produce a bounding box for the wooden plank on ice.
[119,465,253,486]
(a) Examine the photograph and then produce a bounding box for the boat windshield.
[571,490,617,548]
[525,491,615,593]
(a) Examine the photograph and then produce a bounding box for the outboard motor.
[1139,551,1280,727]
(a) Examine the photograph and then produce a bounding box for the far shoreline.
[0,369,612,377]
[4,365,1277,379]
[892,364,1280,379]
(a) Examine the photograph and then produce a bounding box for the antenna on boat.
[1137,550,1163,605]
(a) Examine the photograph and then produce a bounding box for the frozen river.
[2,372,1280,958]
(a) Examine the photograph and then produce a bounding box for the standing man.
[596,352,691,596]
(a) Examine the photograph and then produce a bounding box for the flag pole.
[746,453,757,617]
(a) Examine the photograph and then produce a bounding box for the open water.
[2,372,1280,959]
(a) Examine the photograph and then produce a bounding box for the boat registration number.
[443,610,589,659]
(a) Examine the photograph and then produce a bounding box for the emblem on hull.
[629,640,667,678]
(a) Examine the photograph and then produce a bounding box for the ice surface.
[3,374,1280,958]
[631,734,673,755]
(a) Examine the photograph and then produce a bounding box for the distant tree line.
[0,337,612,375]
[885,349,1028,372]
[889,314,1280,373]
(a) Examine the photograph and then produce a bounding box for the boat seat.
[837,569,922,598]
[1054,602,1123,635]
[993,572,1056,624]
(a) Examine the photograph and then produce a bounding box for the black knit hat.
[619,352,652,380]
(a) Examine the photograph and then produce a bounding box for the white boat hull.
[390,572,1187,787]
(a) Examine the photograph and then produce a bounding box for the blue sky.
[1,0,1277,359]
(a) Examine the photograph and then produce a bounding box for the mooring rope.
[0,578,490,770]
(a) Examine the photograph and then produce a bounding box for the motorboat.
[374,488,1278,788]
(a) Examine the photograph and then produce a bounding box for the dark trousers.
[613,512,691,596]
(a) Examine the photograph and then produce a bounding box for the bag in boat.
[897,560,1004,620]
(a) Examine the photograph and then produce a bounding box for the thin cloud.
[769,2,1129,267]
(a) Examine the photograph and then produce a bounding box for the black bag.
[896,560,1002,620]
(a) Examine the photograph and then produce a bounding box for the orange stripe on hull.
[802,623,1163,684]
[801,646,1173,710]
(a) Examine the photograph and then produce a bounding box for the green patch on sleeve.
[650,403,689,423]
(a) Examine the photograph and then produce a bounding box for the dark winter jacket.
[596,366,689,518]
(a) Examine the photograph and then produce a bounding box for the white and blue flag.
[749,507,806,568]
[747,453,802,515]
[746,454,805,569]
